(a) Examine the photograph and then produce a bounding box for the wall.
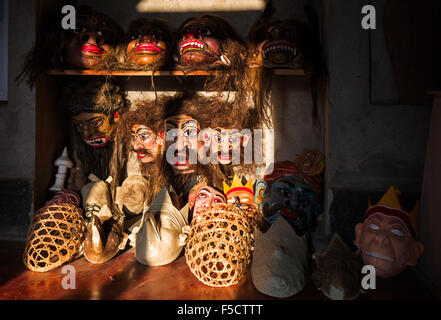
[325,0,431,194]
[0,0,35,240]
[325,0,434,292]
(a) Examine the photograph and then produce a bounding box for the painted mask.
[223,174,255,206]
[209,128,250,165]
[72,112,116,148]
[354,186,424,278]
[136,187,190,266]
[176,14,243,67]
[164,114,202,175]
[255,161,323,236]
[295,149,325,176]
[126,18,171,67]
[248,20,306,68]
[131,124,163,164]
[188,186,226,217]
[65,7,122,69]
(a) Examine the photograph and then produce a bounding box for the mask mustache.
[134,148,154,157]
[262,203,284,219]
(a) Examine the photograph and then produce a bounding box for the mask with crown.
[354,186,424,278]
[223,174,255,206]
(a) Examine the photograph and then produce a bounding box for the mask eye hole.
[199,26,211,36]
[74,24,87,34]
[391,229,404,237]
[279,188,291,198]
[184,129,198,139]
[90,118,104,128]
[97,29,112,41]
[166,130,177,141]
[132,32,143,40]
[197,192,207,199]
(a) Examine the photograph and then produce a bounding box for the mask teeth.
[220,54,231,65]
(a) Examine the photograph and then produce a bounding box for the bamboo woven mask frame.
[23,191,86,272]
[185,203,255,287]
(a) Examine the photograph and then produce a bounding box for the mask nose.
[375,229,389,246]
[134,142,143,150]
[80,33,90,44]
[184,29,200,40]
[81,32,103,46]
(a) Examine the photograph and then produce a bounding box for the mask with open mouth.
[176,14,244,69]
[72,112,113,148]
[255,161,323,236]
[125,18,172,68]
[64,6,123,69]
[247,19,308,68]
[65,80,129,180]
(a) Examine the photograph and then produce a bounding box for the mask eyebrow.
[215,194,226,201]
[73,117,103,125]
[134,127,152,134]
[198,188,211,194]
[165,121,179,129]
[277,180,297,189]
[181,120,199,130]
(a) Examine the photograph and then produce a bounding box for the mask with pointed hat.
[354,186,424,278]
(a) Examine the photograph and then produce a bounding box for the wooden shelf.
[47,68,312,77]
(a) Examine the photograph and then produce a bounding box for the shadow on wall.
[0,180,32,241]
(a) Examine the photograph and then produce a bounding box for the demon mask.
[65,80,129,180]
[176,14,245,69]
[247,19,308,68]
[255,161,323,236]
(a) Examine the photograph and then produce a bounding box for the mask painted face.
[72,112,115,148]
[223,175,256,208]
[189,186,226,216]
[258,176,322,236]
[65,13,117,69]
[164,114,201,174]
[131,124,162,164]
[248,20,305,68]
[355,212,424,278]
[126,21,169,67]
[295,150,325,176]
[177,20,222,66]
[210,128,248,165]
